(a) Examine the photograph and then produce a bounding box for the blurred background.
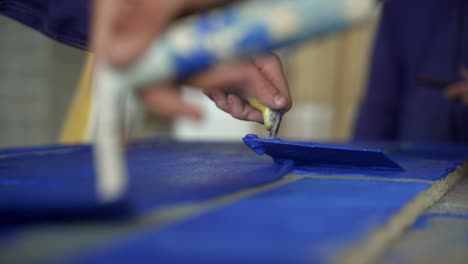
[0,13,378,148]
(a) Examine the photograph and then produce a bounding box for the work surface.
[0,139,467,263]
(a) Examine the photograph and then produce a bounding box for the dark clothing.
[354,0,468,143]
[0,0,89,49]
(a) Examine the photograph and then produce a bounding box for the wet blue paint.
[243,134,404,171]
[1,136,465,223]
[292,157,464,181]
[0,141,292,223]
[0,137,467,263]
[60,179,430,264]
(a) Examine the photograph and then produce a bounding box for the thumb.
[251,54,291,112]
[246,67,287,111]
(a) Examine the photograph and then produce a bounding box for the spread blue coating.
[0,141,292,223]
[60,179,431,264]
[0,137,466,263]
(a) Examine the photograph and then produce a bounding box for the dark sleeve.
[352,2,404,141]
[0,0,90,49]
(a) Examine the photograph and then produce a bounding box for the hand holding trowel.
[92,0,377,202]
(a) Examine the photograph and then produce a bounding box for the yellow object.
[248,98,277,131]
[59,54,94,144]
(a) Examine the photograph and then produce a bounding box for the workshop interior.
[1,0,467,263]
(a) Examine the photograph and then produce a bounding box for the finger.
[197,61,287,111]
[242,62,288,112]
[187,58,290,116]
[139,84,202,120]
[227,94,263,122]
[204,90,230,113]
[445,82,468,98]
[245,108,264,123]
[188,62,247,89]
[252,54,292,112]
[108,0,176,67]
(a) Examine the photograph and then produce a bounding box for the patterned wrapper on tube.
[125,0,374,87]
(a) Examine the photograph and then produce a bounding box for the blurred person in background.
[0,0,292,127]
[354,0,468,143]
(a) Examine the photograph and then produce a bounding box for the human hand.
[140,53,292,123]
[92,0,292,124]
[446,68,468,105]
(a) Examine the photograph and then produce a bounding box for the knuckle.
[215,100,227,110]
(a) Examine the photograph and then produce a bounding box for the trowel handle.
[119,0,375,87]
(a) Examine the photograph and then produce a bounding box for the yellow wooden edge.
[59,54,94,144]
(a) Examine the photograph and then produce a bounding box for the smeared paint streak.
[243,134,403,171]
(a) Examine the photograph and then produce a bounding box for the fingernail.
[274,95,286,107]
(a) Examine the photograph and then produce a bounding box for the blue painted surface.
[412,213,468,230]
[0,141,290,223]
[292,157,463,181]
[60,179,430,264]
[0,138,466,263]
[0,137,465,222]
